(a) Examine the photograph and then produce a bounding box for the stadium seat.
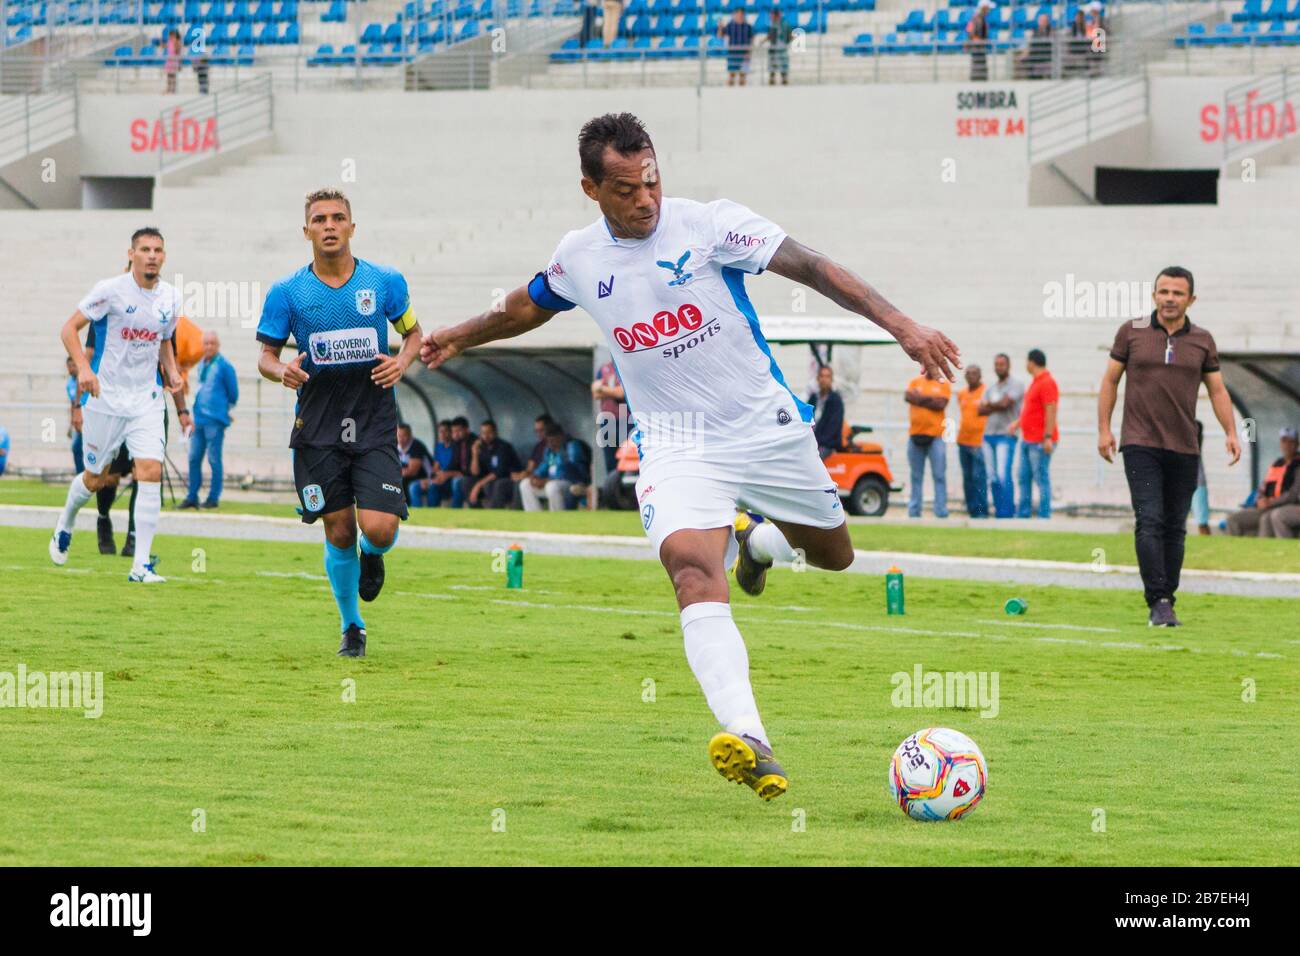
[255,20,277,42]
[360,21,383,43]
[455,17,480,40]
[232,21,253,44]
[896,8,924,31]
[676,13,700,34]
[281,19,298,43]
[321,0,346,22]
[273,0,296,22]
[705,33,725,55]
[630,34,652,55]
[105,44,133,65]
[1233,0,1262,22]
[652,34,677,56]
[842,31,872,54]
[1262,0,1289,19]
[308,41,333,64]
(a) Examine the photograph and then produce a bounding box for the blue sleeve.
[224,359,239,407]
[384,269,418,334]
[527,272,576,312]
[255,282,292,347]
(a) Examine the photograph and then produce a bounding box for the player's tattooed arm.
[420,286,555,370]
[765,237,961,382]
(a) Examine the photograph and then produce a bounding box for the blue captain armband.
[527,272,576,313]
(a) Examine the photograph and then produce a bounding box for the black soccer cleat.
[733,520,773,597]
[338,624,367,658]
[708,732,788,802]
[1149,598,1181,627]
[358,551,385,602]
[120,531,135,558]
[97,516,116,555]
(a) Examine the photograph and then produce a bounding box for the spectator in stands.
[966,2,991,82]
[436,416,475,507]
[397,423,433,507]
[468,419,522,509]
[766,6,794,86]
[720,8,755,87]
[0,425,9,477]
[956,364,989,518]
[603,0,624,49]
[512,414,555,507]
[979,352,1024,518]
[1225,427,1300,537]
[1066,7,1090,77]
[905,370,951,518]
[809,364,845,460]
[1020,12,1055,80]
[1010,348,1058,518]
[164,29,182,95]
[181,330,238,510]
[1085,1,1107,76]
[433,419,454,472]
[194,52,210,96]
[580,0,599,48]
[592,358,625,478]
[66,356,84,474]
[1191,420,1211,535]
[1260,442,1300,538]
[520,422,590,511]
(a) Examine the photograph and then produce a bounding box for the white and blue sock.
[359,528,398,556]
[680,601,768,747]
[130,481,161,574]
[324,541,364,632]
[747,521,795,564]
[58,473,93,536]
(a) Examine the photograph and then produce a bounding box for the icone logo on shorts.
[612,303,712,354]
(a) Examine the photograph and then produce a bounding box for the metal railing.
[1027,71,1149,163]
[157,70,272,172]
[0,86,77,165]
[1222,67,1297,163]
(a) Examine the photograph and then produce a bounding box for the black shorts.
[292,444,409,525]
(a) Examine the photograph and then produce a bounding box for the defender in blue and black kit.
[256,188,423,658]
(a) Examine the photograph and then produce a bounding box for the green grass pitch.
[1,523,1296,865]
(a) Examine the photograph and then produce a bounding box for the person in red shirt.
[1009,349,1058,518]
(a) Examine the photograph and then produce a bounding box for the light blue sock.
[324,541,364,632]
[359,528,398,556]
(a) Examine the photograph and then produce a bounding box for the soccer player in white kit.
[51,227,185,582]
[420,114,960,800]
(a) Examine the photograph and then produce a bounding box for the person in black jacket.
[809,365,845,460]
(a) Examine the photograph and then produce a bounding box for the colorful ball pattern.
[888,727,988,821]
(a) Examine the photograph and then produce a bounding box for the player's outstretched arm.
[420,286,556,370]
[60,310,99,398]
[765,237,961,382]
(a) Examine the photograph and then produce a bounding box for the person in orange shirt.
[1009,348,1059,518]
[905,371,952,518]
[956,364,989,518]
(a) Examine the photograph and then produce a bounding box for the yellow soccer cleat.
[709,731,788,802]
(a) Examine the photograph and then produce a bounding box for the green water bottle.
[886,566,905,615]
[506,543,524,589]
[1005,597,1028,615]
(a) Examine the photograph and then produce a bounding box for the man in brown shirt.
[1097,266,1241,627]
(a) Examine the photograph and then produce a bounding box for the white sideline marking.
[975,619,1121,634]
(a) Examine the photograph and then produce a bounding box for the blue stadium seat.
[844,31,873,54]
[255,20,277,42]
[550,36,578,60]
[676,13,700,34]
[652,12,673,33]
[105,43,133,64]
[138,43,164,64]
[675,0,700,13]
[1207,21,1235,44]
[251,0,273,20]
[207,1,229,23]
[308,41,333,63]
[232,20,253,43]
[455,17,480,40]
[631,33,652,54]
[337,42,357,62]
[629,13,652,34]
[274,0,296,22]
[1260,18,1288,41]
[1232,0,1261,22]
[1174,22,1205,47]
[896,7,924,31]
[382,20,402,43]
[1288,0,1300,19]
[360,21,383,43]
[230,0,250,22]
[652,34,677,56]
[321,0,346,22]
[678,33,702,56]
[1262,0,1289,19]
[281,18,298,42]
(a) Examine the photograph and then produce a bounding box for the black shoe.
[338,624,367,658]
[1149,598,1180,627]
[96,516,116,555]
[358,551,385,602]
[177,499,199,510]
[120,532,135,558]
[200,500,219,510]
[733,519,772,597]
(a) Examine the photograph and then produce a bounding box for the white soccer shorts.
[633,426,845,565]
[80,406,166,474]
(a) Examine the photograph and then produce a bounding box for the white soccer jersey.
[533,197,812,475]
[76,272,182,418]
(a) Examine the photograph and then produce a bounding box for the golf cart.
[603,316,903,516]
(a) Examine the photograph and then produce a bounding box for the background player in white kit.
[51,227,185,583]
[420,114,960,801]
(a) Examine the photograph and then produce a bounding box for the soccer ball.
[888,727,987,822]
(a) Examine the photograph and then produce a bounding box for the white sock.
[680,602,769,747]
[131,481,162,573]
[58,474,93,535]
[747,521,795,564]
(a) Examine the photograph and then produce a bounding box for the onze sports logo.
[612,303,713,354]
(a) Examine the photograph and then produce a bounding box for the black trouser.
[1122,445,1199,607]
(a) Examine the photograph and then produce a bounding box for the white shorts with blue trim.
[80,406,165,474]
[633,424,844,566]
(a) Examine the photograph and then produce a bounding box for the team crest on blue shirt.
[656,250,693,287]
[312,338,332,362]
[356,289,376,316]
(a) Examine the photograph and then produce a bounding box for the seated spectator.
[519,423,590,511]
[430,416,475,508]
[397,423,434,507]
[511,414,555,506]
[433,419,454,473]
[468,419,522,509]
[1225,427,1300,536]
[808,364,845,460]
